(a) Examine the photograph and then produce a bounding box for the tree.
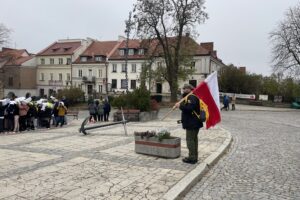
[57,87,85,105]
[133,0,208,102]
[0,23,11,48]
[270,3,300,77]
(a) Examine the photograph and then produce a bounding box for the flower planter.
[134,136,181,158]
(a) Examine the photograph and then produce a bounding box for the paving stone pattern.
[0,109,227,200]
[184,106,300,200]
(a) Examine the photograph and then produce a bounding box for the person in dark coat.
[175,84,203,164]
[103,99,111,121]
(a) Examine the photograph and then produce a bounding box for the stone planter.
[113,109,158,122]
[134,136,181,158]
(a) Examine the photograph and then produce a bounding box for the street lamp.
[124,12,133,93]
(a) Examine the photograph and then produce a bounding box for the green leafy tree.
[133,0,208,102]
[57,87,85,105]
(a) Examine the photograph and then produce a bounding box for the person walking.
[103,99,111,121]
[95,100,104,122]
[221,95,229,111]
[175,84,203,164]
[231,94,236,110]
[88,101,97,123]
[56,102,67,127]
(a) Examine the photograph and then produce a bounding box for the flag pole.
[160,91,193,120]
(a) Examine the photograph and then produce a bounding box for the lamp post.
[124,12,133,93]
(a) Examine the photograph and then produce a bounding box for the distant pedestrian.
[95,100,104,122]
[221,95,229,111]
[231,94,236,110]
[56,102,67,127]
[103,99,111,121]
[88,101,97,123]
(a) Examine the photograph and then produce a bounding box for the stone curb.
[162,128,233,200]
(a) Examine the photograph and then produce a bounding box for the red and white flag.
[193,71,221,129]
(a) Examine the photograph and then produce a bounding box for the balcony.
[82,76,96,83]
[49,80,63,86]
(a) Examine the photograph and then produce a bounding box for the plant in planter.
[134,129,181,158]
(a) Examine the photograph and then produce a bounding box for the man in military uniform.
[175,84,203,164]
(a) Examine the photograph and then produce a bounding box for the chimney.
[200,42,214,52]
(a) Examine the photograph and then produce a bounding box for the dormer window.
[81,57,87,62]
[128,49,134,55]
[64,47,71,51]
[95,56,102,62]
[138,49,144,55]
[52,48,60,52]
[119,49,125,56]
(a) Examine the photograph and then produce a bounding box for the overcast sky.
[0,0,299,76]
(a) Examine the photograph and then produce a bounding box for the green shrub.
[111,88,151,111]
[57,87,85,105]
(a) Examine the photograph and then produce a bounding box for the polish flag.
[193,71,221,129]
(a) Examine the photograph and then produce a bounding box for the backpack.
[6,104,15,116]
[190,94,209,123]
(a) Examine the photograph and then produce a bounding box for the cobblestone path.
[184,109,300,200]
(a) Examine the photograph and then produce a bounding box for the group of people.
[88,97,111,123]
[221,94,236,111]
[0,95,69,134]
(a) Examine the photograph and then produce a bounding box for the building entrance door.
[87,85,93,95]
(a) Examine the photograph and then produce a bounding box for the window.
[99,85,103,93]
[119,49,125,56]
[88,69,92,76]
[40,73,44,81]
[59,73,63,81]
[67,73,71,81]
[50,58,54,65]
[138,49,144,55]
[67,58,71,65]
[122,64,126,72]
[59,58,63,64]
[189,80,197,88]
[78,69,82,77]
[112,64,117,72]
[121,79,127,89]
[8,77,13,87]
[131,64,136,73]
[50,73,53,81]
[80,57,87,62]
[191,61,196,69]
[39,89,44,97]
[95,56,102,62]
[40,58,45,65]
[128,49,134,55]
[131,80,136,89]
[99,69,103,78]
[112,79,117,89]
[157,62,162,67]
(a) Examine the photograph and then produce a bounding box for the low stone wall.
[113,110,159,122]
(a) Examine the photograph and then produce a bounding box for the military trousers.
[186,129,200,161]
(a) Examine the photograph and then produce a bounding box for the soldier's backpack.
[190,94,209,123]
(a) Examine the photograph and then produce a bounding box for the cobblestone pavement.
[0,109,229,200]
[184,105,300,200]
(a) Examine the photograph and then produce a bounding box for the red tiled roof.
[109,37,211,60]
[6,56,34,66]
[74,41,120,64]
[37,41,81,56]
[0,48,31,66]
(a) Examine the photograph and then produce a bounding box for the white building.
[72,40,120,98]
[36,39,91,97]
